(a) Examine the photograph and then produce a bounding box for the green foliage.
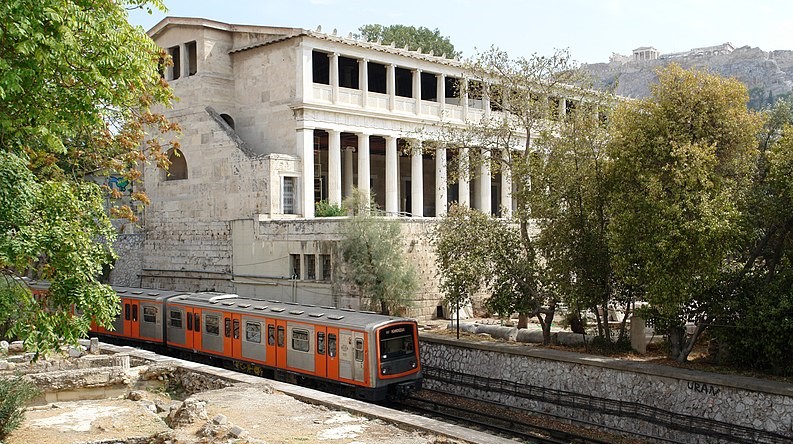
[356,24,459,58]
[338,190,417,315]
[314,200,345,217]
[0,376,40,441]
[0,0,175,354]
[607,64,761,361]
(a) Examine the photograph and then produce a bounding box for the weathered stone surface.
[0,340,9,355]
[25,367,130,392]
[9,341,24,353]
[420,335,793,443]
[127,390,145,401]
[166,398,208,427]
[228,424,247,438]
[211,413,227,425]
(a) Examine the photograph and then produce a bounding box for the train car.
[93,287,186,344]
[91,288,422,401]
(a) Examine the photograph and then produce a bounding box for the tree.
[356,24,459,58]
[432,47,586,339]
[529,96,634,345]
[338,190,418,315]
[606,64,761,362]
[0,0,177,353]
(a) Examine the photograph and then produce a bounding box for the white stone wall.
[420,335,793,443]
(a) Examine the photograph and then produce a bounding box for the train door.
[230,312,242,360]
[275,319,287,369]
[315,326,327,379]
[354,331,367,384]
[326,327,339,381]
[265,320,277,367]
[122,298,140,339]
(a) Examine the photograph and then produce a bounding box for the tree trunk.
[668,326,685,362]
[517,313,528,329]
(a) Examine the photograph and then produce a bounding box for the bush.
[315,200,345,217]
[0,376,39,441]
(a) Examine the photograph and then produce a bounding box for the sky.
[128,0,793,64]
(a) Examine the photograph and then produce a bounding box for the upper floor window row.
[161,41,198,81]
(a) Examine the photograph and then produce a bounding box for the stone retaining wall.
[419,334,793,444]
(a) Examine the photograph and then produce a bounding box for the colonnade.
[298,128,513,219]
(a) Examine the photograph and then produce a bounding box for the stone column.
[483,84,491,118]
[413,69,422,115]
[458,147,470,208]
[462,78,469,121]
[435,146,447,217]
[343,147,354,199]
[360,58,369,108]
[479,149,491,215]
[298,128,315,218]
[385,136,399,215]
[329,52,339,104]
[327,129,342,207]
[438,74,446,111]
[357,133,371,203]
[386,63,396,111]
[411,140,423,217]
[559,97,566,119]
[500,149,512,219]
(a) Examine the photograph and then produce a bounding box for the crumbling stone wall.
[420,335,793,443]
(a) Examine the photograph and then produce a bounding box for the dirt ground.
[9,382,454,444]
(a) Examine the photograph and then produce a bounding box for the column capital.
[328,51,339,58]
[326,128,341,135]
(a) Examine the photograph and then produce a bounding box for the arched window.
[166,148,188,181]
[220,113,235,129]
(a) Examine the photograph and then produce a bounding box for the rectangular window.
[169,310,182,329]
[187,311,193,331]
[186,41,197,76]
[124,303,131,321]
[224,318,231,338]
[205,315,220,336]
[194,313,200,332]
[312,50,330,85]
[292,329,310,352]
[305,254,316,280]
[328,333,337,358]
[143,306,157,324]
[245,322,261,343]
[354,338,364,362]
[283,176,296,214]
[317,332,325,355]
[132,304,138,322]
[233,319,240,339]
[168,45,180,80]
[277,326,285,347]
[320,254,331,281]
[290,254,301,280]
[268,324,275,345]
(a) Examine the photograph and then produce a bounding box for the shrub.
[315,200,345,217]
[0,376,39,441]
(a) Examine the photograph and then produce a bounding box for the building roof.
[147,16,462,67]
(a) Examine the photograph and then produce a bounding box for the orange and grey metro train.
[90,287,422,401]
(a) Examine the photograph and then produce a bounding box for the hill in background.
[583,43,793,110]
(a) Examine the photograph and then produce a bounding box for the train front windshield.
[379,324,416,361]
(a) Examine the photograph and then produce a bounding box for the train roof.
[124,289,414,331]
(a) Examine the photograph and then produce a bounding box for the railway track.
[398,389,616,444]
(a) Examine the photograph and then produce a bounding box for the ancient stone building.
[130,17,581,320]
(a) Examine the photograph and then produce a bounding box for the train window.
[187,312,193,331]
[233,319,240,339]
[245,322,261,343]
[143,306,157,323]
[317,332,325,355]
[194,313,200,332]
[132,304,138,322]
[205,315,220,336]
[267,324,275,345]
[354,338,364,362]
[124,303,131,321]
[292,329,310,352]
[328,333,337,358]
[169,310,182,329]
[277,326,285,347]
[224,318,231,338]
